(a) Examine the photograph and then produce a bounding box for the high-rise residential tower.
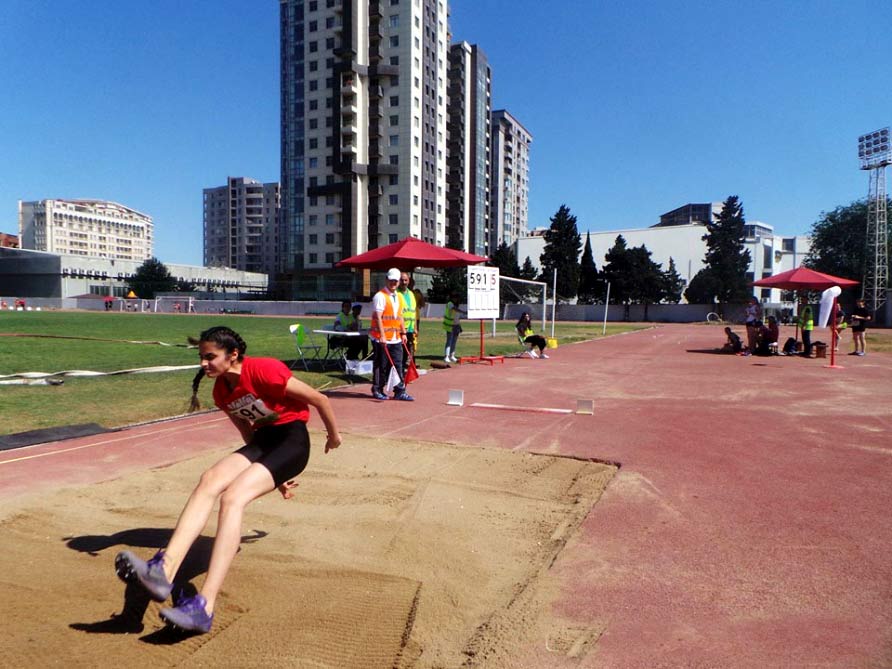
[279,0,449,296]
[203,177,279,276]
[446,41,491,256]
[489,109,532,250]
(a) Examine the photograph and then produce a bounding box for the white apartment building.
[18,199,153,261]
[490,109,531,250]
[204,177,279,276]
[280,0,449,287]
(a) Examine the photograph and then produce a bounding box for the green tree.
[684,268,721,304]
[627,245,665,320]
[519,256,537,282]
[662,257,685,304]
[539,204,582,302]
[488,241,520,278]
[577,232,601,304]
[804,199,892,282]
[700,195,752,311]
[427,267,466,303]
[601,235,635,304]
[127,257,176,299]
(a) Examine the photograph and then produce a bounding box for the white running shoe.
[540,352,549,359]
[450,355,458,363]
[444,356,451,363]
[528,349,539,358]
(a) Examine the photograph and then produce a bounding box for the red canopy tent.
[335,237,487,270]
[751,266,859,291]
[752,266,859,368]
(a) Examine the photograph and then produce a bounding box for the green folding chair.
[288,323,322,371]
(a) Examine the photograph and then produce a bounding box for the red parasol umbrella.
[751,266,859,290]
[335,237,487,270]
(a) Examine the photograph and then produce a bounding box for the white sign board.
[466,266,499,319]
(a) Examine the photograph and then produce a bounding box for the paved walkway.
[2,324,890,667]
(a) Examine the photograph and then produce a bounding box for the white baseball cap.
[386,268,401,281]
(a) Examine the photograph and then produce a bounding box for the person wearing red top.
[114,326,341,634]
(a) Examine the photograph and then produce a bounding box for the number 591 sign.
[466,266,499,320]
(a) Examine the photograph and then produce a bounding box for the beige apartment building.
[18,199,153,261]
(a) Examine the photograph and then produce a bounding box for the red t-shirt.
[212,356,309,428]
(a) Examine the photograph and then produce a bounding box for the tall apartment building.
[279,0,449,295]
[446,41,491,256]
[18,199,153,261]
[203,177,279,276]
[489,109,531,250]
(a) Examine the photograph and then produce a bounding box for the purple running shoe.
[160,594,214,634]
[114,550,173,602]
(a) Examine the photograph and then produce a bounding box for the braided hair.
[188,326,247,412]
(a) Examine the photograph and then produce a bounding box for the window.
[308,20,317,32]
[325,232,335,244]
[309,41,318,53]
[389,35,399,47]
[308,215,318,226]
[390,95,399,106]
[389,134,399,146]
[389,15,399,27]
[309,253,318,263]
[389,56,399,65]
[389,214,399,225]
[389,234,399,243]
[325,214,335,225]
[309,234,318,244]
[325,252,335,263]
[389,155,399,165]
[389,114,399,126]
[389,174,398,185]
[308,99,318,110]
[325,37,335,49]
[308,157,318,168]
[309,61,318,72]
[389,194,399,205]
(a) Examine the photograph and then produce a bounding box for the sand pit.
[0,435,614,668]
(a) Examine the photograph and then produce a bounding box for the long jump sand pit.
[0,436,614,667]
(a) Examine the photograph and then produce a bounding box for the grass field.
[0,311,646,435]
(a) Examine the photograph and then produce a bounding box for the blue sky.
[1,0,889,266]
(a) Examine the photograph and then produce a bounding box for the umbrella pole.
[826,297,843,369]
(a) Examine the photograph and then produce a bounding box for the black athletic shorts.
[235,420,310,487]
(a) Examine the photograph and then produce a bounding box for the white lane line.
[0,416,229,466]
[468,402,573,415]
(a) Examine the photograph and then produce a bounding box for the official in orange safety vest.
[370,268,413,401]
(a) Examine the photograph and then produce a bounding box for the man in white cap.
[369,268,414,401]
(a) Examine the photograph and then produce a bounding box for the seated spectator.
[754,316,779,355]
[332,300,368,360]
[721,326,744,354]
[516,312,549,359]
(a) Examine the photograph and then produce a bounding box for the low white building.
[19,199,153,261]
[514,220,811,303]
[0,247,267,299]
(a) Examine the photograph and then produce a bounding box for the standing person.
[114,326,341,634]
[369,268,413,401]
[442,291,465,363]
[397,272,418,379]
[744,297,762,352]
[798,297,814,357]
[850,297,872,356]
[516,312,549,358]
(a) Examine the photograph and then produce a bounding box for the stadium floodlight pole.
[858,127,891,315]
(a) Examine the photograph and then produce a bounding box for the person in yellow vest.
[443,291,465,363]
[397,272,418,379]
[370,268,413,401]
[798,296,814,357]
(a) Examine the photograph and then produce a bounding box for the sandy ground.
[0,435,614,668]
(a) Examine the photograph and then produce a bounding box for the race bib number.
[227,394,279,426]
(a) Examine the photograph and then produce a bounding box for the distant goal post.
[498,275,547,333]
[153,296,195,313]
